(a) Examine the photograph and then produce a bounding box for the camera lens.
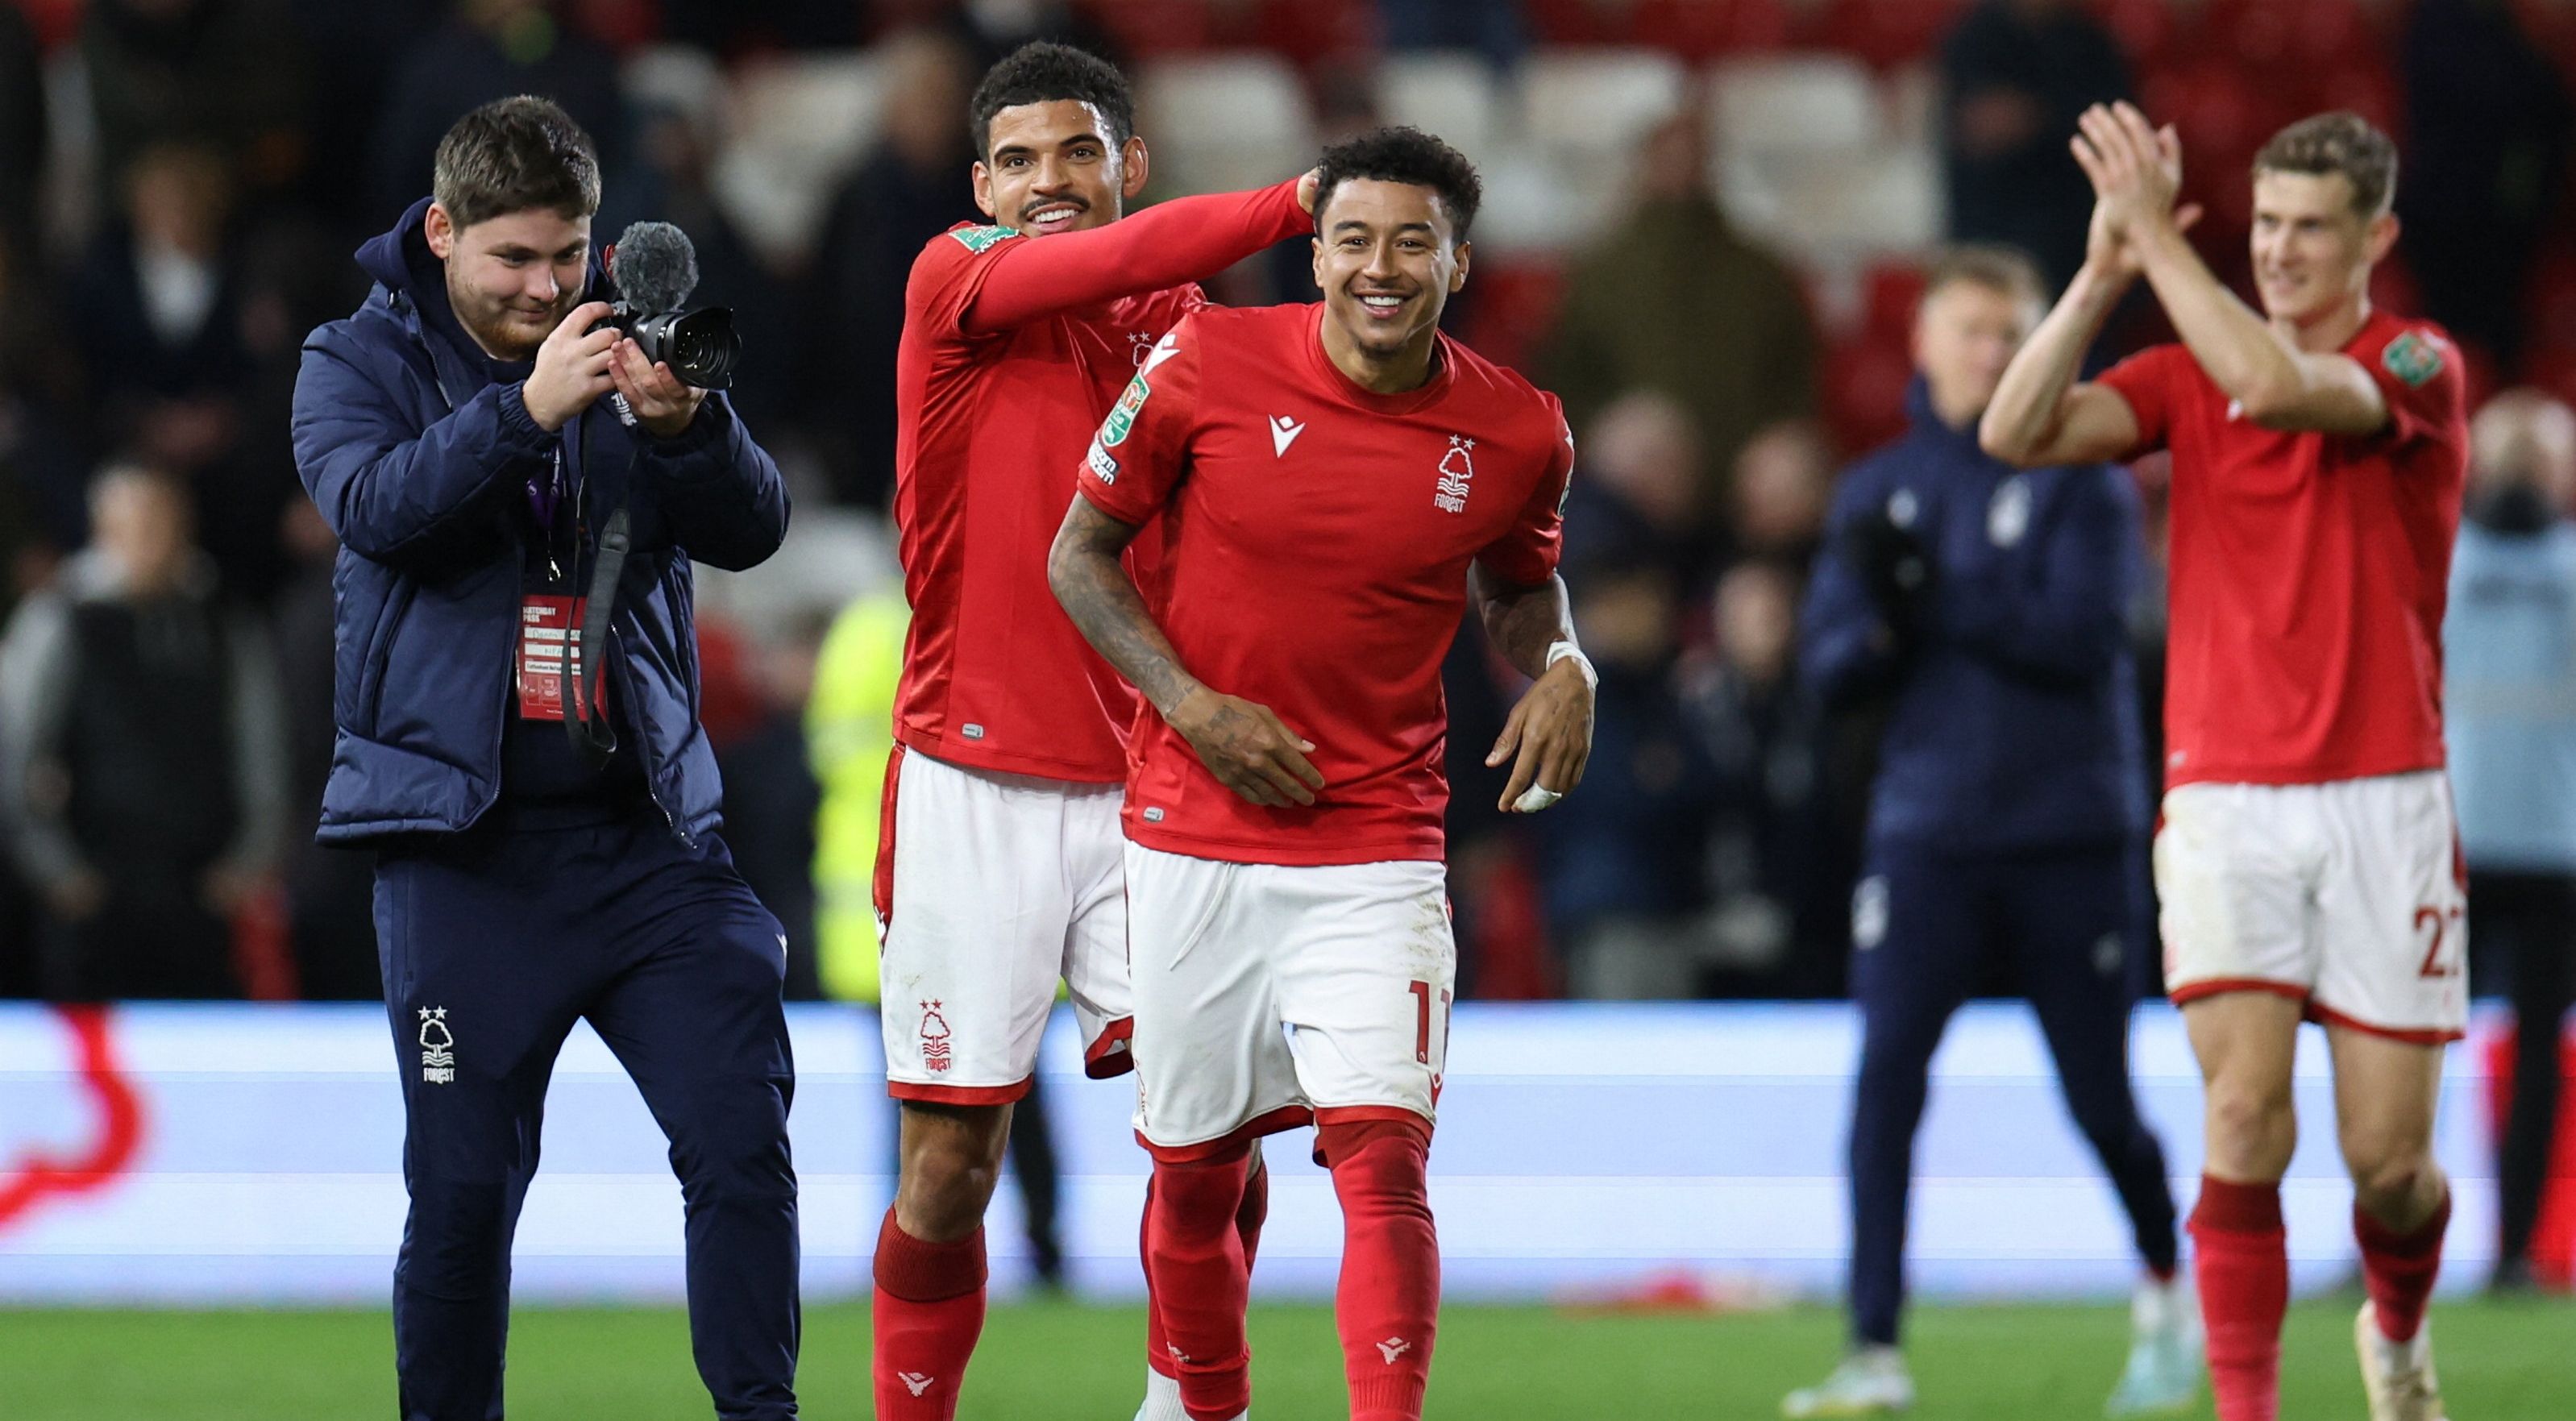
[666,309,738,390]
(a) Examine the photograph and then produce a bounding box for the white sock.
[1134,1367,1188,1421]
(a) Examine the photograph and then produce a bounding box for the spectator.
[2402,0,2575,369]
[1680,560,1848,994]
[1727,418,1835,576]
[81,0,310,215]
[1379,0,1526,69]
[0,464,287,1001]
[1539,111,1818,526]
[2443,388,2576,1293]
[805,25,982,505]
[0,241,88,606]
[1537,506,1707,999]
[69,142,282,593]
[0,1,47,268]
[713,613,829,1003]
[1938,0,2131,292]
[1570,388,1706,573]
[370,0,629,231]
[629,88,796,439]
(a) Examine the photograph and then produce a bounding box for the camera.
[600,221,741,390]
[596,301,738,391]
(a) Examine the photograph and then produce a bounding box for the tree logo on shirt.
[1100,372,1151,447]
[946,224,1019,253]
[1434,436,1477,513]
[2382,330,2445,388]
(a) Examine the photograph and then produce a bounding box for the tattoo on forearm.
[1473,566,1574,679]
[1049,499,1200,714]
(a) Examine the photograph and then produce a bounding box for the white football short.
[875,746,1134,1102]
[1124,844,1456,1160]
[2154,771,2468,1042]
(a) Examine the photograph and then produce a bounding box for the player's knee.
[668,1095,796,1203]
[900,1129,1009,1235]
[2204,1086,2296,1171]
[1318,1118,1431,1211]
[400,1179,518,1297]
[2346,1145,2436,1215]
[1154,1144,1254,1232]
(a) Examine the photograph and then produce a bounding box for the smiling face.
[424,202,590,361]
[2250,168,2395,329]
[973,98,1148,237]
[1311,177,1469,368]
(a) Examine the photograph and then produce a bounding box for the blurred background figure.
[1939,0,2132,292]
[1726,418,1835,575]
[1679,559,1847,996]
[806,24,982,507]
[2445,387,2576,1293]
[0,463,285,1000]
[370,0,626,231]
[1539,110,1818,535]
[2401,0,2574,372]
[1791,247,2188,1418]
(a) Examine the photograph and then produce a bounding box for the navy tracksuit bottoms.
[1847,840,2177,1347]
[375,811,800,1419]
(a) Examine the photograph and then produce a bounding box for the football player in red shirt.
[871,43,1318,1421]
[1984,106,2470,1421]
[1047,127,1593,1421]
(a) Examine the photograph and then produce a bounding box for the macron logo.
[1377,1336,1411,1365]
[1271,414,1307,457]
[898,1372,936,1397]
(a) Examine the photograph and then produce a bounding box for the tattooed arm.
[1469,563,1595,812]
[1048,493,1323,807]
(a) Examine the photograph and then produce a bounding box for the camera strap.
[563,426,635,768]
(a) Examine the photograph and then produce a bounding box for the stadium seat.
[1628,0,1797,62]
[1376,52,1509,162]
[1824,325,1917,455]
[622,44,728,131]
[1882,60,1940,150]
[1523,48,1691,164]
[1526,0,1632,46]
[1137,54,1317,197]
[1861,259,1928,343]
[711,51,889,267]
[1809,0,1971,71]
[1078,0,1218,57]
[2088,0,2178,69]
[1456,259,1569,373]
[1709,52,1881,161]
[1733,145,1942,264]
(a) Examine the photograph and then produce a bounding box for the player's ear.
[2364,210,2399,268]
[1120,136,1151,202]
[423,202,455,261]
[1310,235,1325,293]
[971,160,996,221]
[1448,239,1472,293]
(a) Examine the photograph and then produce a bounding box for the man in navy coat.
[290,96,796,1420]
[1789,247,2195,1419]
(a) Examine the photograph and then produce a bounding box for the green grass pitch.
[4,1295,2570,1419]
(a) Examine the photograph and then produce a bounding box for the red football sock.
[1321,1120,1440,1421]
[871,1211,988,1420]
[2189,1176,2287,1421]
[2356,1186,2449,1344]
[1145,1148,1254,1421]
[1145,1152,1270,1383]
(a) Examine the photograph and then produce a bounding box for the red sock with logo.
[1146,1147,1254,1420]
[1322,1119,1440,1421]
[2189,1176,2287,1421]
[1147,1153,1270,1387]
[871,1211,987,1420]
[2356,1186,2449,1344]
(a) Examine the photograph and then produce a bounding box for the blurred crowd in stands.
[2,0,2574,1008]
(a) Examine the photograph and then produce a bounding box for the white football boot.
[2355,1302,2448,1421]
[2105,1273,2205,1416]
[1782,1345,1914,1418]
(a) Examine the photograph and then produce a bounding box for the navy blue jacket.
[1800,379,2146,853]
[290,198,788,846]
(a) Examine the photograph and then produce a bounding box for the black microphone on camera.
[599,221,739,390]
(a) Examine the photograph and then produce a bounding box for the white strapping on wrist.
[1544,638,1596,691]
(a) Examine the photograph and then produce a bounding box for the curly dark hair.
[432,96,600,229]
[969,42,1135,162]
[1314,127,1481,239]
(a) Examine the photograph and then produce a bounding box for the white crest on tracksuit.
[1988,475,2032,548]
[418,1007,455,1084]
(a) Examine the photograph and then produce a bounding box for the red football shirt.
[1074,304,1573,866]
[2096,309,2469,788]
[891,181,1308,782]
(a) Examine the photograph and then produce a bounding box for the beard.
[447,276,569,362]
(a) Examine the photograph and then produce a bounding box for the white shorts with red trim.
[1124,844,1455,1161]
[2155,771,2468,1043]
[875,746,1134,1103]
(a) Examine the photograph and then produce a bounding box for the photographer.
[289,98,795,1420]
[1789,247,2189,1419]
